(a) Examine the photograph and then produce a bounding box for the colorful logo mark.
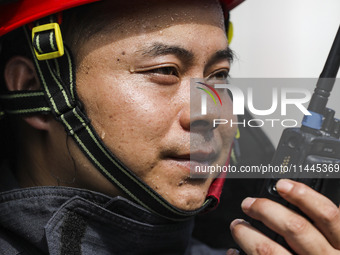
[196,81,223,106]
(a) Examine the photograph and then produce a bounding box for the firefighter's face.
[72,0,237,210]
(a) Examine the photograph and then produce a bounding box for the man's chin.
[161,188,209,211]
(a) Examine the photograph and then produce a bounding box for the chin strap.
[0,17,230,221]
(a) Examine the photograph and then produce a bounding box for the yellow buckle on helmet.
[227,21,233,44]
[32,23,64,61]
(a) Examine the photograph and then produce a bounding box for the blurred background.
[229,0,340,146]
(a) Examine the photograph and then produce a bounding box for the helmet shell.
[0,0,244,37]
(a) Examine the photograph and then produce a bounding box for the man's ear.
[4,56,50,130]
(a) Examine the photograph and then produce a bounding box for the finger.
[226,248,240,255]
[276,179,340,249]
[230,219,291,255]
[241,197,334,255]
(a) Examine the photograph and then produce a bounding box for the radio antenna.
[302,25,340,130]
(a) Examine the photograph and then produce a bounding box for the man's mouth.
[166,150,218,177]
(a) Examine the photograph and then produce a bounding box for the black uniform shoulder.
[0,226,44,255]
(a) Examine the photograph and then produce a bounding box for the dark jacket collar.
[0,186,195,255]
[0,162,228,255]
[0,163,194,254]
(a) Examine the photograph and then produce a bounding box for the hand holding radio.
[230,179,340,254]
[231,25,340,255]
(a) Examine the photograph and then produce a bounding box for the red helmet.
[0,0,244,37]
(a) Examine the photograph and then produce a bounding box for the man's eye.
[208,70,229,81]
[148,66,179,76]
[141,66,180,85]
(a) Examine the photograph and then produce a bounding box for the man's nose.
[189,104,220,132]
[179,81,221,132]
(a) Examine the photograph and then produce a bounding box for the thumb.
[226,248,240,255]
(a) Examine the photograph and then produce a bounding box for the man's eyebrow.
[205,47,234,67]
[141,43,194,63]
